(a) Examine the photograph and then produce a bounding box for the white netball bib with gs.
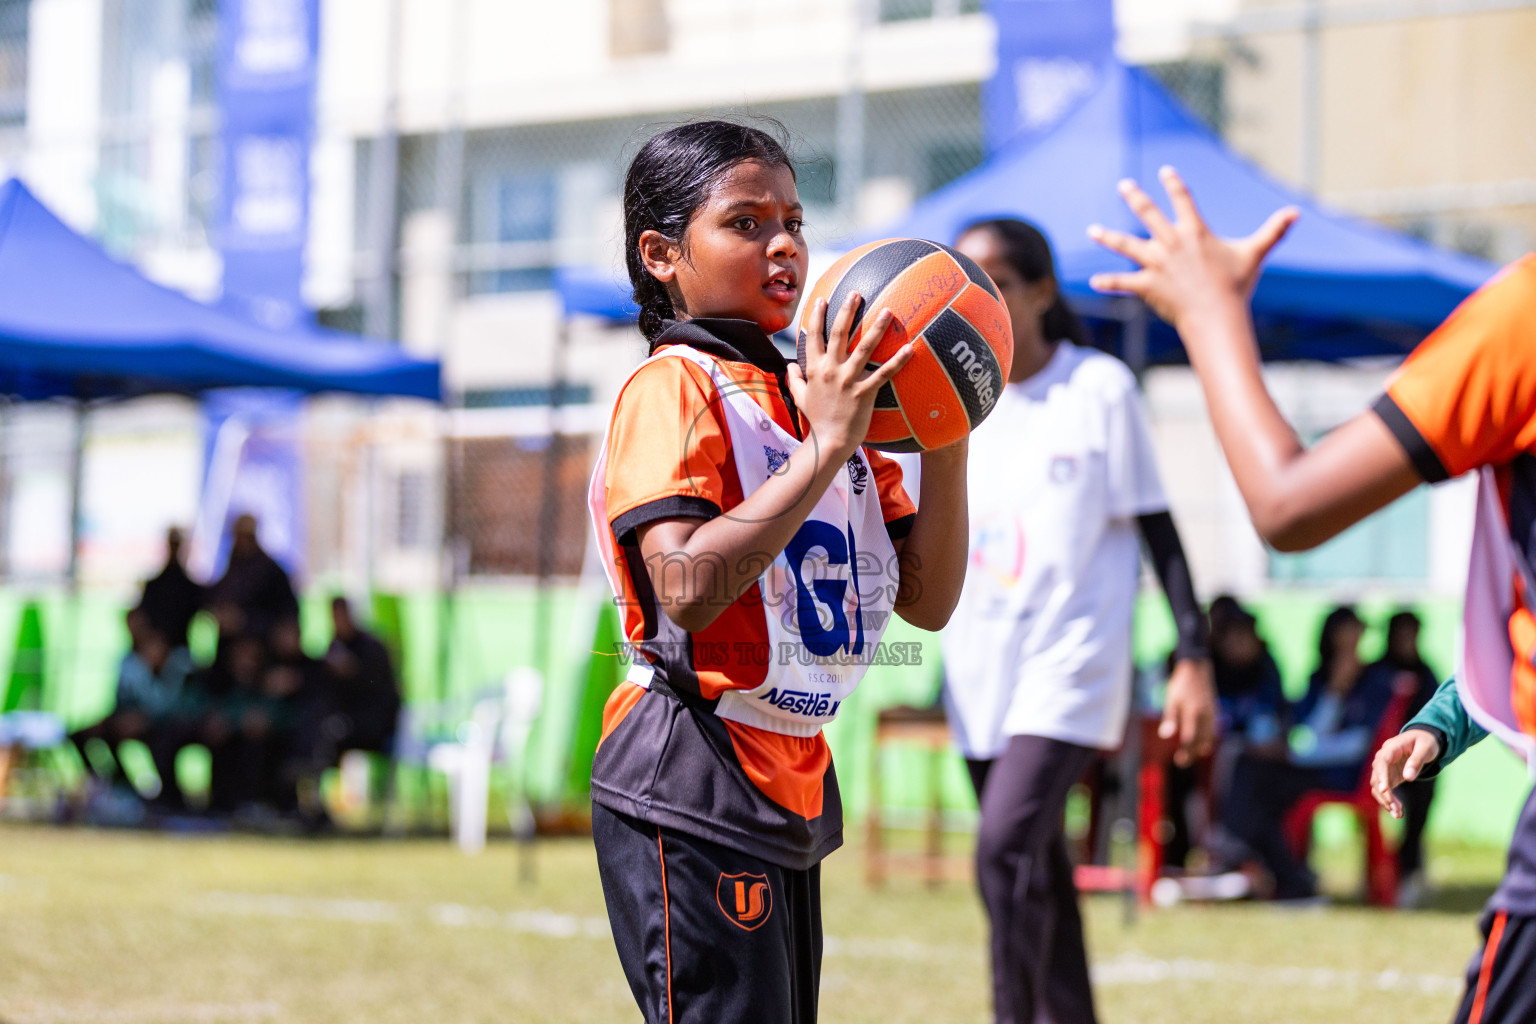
[1458,466,1536,770]
[589,344,899,737]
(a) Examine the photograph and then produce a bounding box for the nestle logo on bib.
[950,338,997,413]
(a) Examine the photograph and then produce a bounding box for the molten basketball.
[797,238,1014,453]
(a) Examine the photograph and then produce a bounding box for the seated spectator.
[246,618,333,818]
[1363,610,1440,903]
[70,614,193,800]
[1164,596,1289,870]
[186,633,270,815]
[320,597,401,760]
[208,514,298,642]
[1219,605,1394,900]
[1209,595,1289,753]
[137,526,205,650]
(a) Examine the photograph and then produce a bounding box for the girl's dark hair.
[623,119,795,342]
[958,217,1090,346]
[1317,605,1363,674]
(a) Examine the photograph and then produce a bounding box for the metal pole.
[1300,0,1322,192]
[836,0,868,230]
[62,402,87,719]
[0,398,10,582]
[363,0,404,340]
[434,0,469,715]
[1122,300,1149,377]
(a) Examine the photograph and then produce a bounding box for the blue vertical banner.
[984,0,1115,153]
[198,0,321,583]
[217,0,319,331]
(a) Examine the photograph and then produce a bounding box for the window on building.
[188,0,219,110]
[394,469,428,550]
[879,0,981,22]
[1268,485,1430,584]
[0,0,29,127]
[471,171,558,294]
[609,0,668,58]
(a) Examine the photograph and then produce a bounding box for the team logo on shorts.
[716,872,773,930]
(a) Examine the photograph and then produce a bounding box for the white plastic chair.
[427,667,543,854]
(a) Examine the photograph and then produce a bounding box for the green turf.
[0,823,1504,1024]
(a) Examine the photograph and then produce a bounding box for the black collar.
[652,318,788,376]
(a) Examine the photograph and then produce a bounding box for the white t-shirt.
[940,342,1168,757]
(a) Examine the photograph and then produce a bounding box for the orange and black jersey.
[592,317,916,869]
[1376,259,1536,683]
[1373,254,1536,916]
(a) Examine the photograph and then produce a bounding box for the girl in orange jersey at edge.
[1089,165,1536,1024]
[586,119,967,1024]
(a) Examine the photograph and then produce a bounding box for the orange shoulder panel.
[605,355,732,525]
[1386,256,1536,477]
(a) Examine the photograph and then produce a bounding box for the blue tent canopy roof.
[555,265,639,322]
[871,64,1499,363]
[0,179,441,401]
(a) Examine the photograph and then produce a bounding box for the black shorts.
[592,803,822,1024]
[1454,910,1536,1024]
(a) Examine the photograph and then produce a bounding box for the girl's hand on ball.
[1086,166,1298,334]
[789,293,913,461]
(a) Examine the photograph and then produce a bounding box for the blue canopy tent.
[0,179,439,401]
[871,63,1498,366]
[0,178,440,604]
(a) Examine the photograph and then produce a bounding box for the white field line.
[191,890,1466,995]
[5,1002,281,1023]
[1092,952,1464,996]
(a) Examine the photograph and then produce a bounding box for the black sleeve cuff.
[1372,393,1449,484]
[612,495,722,545]
[886,513,917,542]
[1403,724,1449,779]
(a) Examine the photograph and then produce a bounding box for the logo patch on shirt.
[1049,455,1077,484]
[764,445,790,475]
[716,872,773,930]
[846,453,868,495]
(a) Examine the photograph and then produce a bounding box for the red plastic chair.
[1282,674,1417,907]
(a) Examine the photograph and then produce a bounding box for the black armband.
[1137,510,1209,663]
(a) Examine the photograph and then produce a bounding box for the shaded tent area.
[0,177,446,809]
[871,62,1498,366]
[0,182,637,823]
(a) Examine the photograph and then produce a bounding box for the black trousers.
[592,804,822,1024]
[967,734,1099,1024]
[1453,910,1536,1024]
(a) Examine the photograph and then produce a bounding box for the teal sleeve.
[1401,677,1489,777]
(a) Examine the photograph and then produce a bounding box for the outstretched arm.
[1088,168,1422,551]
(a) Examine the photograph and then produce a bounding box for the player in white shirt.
[944,219,1216,1024]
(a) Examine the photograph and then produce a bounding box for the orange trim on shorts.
[658,829,674,1024]
[1469,910,1508,1024]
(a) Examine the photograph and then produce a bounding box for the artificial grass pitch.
[0,823,1501,1024]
